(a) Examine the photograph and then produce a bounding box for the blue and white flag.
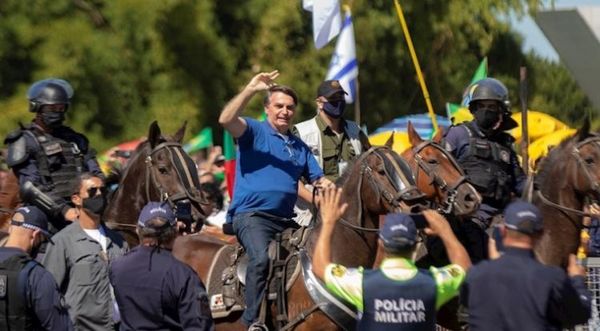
[326,9,358,103]
[303,0,341,49]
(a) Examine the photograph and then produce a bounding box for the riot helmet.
[465,78,510,113]
[27,78,73,113]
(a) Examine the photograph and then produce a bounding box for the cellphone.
[492,225,504,252]
[409,214,428,229]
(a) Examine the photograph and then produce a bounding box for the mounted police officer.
[443,77,526,263]
[4,78,104,232]
[292,80,369,225]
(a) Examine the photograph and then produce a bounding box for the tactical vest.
[0,253,36,331]
[25,129,84,199]
[458,123,514,205]
[359,269,437,331]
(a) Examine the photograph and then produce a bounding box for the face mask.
[322,100,346,119]
[82,194,107,216]
[41,112,65,128]
[474,108,501,132]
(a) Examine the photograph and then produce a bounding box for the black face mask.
[40,112,65,128]
[322,100,346,119]
[474,108,501,132]
[82,194,107,216]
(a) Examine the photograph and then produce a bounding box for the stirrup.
[248,322,269,331]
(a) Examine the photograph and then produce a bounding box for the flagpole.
[354,79,361,125]
[393,0,438,132]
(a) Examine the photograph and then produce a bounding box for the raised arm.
[219,70,279,138]
[422,209,471,271]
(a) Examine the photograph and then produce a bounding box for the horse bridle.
[145,141,208,214]
[339,146,423,233]
[537,135,600,219]
[411,140,468,214]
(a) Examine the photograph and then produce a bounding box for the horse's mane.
[535,134,577,186]
[335,158,357,186]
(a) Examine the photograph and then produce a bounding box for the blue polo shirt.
[227,118,323,220]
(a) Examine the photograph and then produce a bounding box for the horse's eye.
[158,166,169,174]
[427,159,439,165]
[585,157,595,165]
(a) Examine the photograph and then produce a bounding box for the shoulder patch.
[331,264,347,277]
[4,128,23,144]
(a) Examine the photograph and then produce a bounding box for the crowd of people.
[0,73,595,331]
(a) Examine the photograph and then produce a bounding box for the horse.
[0,169,20,244]
[103,121,209,245]
[533,119,600,267]
[172,146,427,331]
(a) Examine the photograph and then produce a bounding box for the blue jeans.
[233,212,298,326]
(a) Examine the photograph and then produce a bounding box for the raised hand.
[319,187,348,227]
[246,70,280,92]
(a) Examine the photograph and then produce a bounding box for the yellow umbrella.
[528,128,577,169]
[510,111,569,143]
[369,131,412,154]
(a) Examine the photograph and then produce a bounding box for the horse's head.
[567,120,600,203]
[343,144,425,216]
[401,122,481,216]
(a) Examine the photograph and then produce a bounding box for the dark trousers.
[233,212,297,326]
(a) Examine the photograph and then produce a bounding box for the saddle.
[205,225,311,319]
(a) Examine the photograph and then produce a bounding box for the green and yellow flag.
[183,127,213,153]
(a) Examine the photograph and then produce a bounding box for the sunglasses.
[86,186,106,197]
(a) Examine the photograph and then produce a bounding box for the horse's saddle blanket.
[205,227,310,319]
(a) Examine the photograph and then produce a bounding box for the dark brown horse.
[534,120,600,267]
[401,122,481,217]
[0,170,20,244]
[172,146,426,331]
[104,121,209,245]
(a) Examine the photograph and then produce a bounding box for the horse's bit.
[411,140,468,214]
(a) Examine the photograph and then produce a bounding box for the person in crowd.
[200,182,226,228]
[109,201,214,331]
[42,173,128,330]
[0,206,73,330]
[586,203,600,257]
[461,200,592,330]
[443,77,526,263]
[312,187,471,330]
[218,70,329,330]
[292,80,370,225]
[4,78,104,232]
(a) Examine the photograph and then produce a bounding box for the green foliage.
[0,0,596,154]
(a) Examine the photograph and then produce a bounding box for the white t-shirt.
[83,226,108,252]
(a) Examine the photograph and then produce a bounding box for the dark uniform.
[4,79,103,232]
[109,246,214,331]
[461,247,592,330]
[0,247,72,331]
[443,78,526,262]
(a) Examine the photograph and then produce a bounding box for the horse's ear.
[173,121,187,144]
[432,127,444,143]
[384,132,394,148]
[576,116,591,142]
[148,121,161,148]
[407,121,423,146]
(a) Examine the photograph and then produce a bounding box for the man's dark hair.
[383,244,417,258]
[263,85,298,107]
[68,172,96,195]
[137,217,177,246]
[200,182,224,210]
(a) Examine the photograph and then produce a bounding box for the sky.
[513,0,600,61]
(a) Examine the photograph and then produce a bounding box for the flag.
[326,8,358,103]
[446,102,473,125]
[303,0,341,49]
[223,130,236,199]
[470,57,488,84]
[183,127,213,153]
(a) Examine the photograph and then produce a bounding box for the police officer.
[293,80,369,225]
[109,202,214,331]
[4,78,104,232]
[0,206,72,330]
[461,201,592,330]
[443,78,526,263]
[312,187,471,331]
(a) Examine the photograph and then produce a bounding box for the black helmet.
[465,78,510,113]
[27,78,74,113]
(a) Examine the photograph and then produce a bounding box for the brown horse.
[533,120,600,267]
[401,122,481,217]
[172,146,426,331]
[0,170,20,243]
[104,121,209,245]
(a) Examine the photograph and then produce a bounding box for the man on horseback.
[292,80,369,225]
[312,187,471,330]
[219,70,329,330]
[443,77,526,263]
[4,78,104,233]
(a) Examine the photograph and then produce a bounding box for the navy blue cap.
[504,201,543,234]
[138,202,176,228]
[379,213,418,250]
[11,206,51,237]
